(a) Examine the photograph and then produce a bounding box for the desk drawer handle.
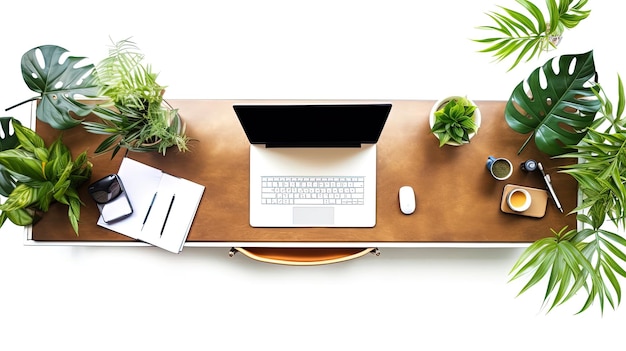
[228,247,379,265]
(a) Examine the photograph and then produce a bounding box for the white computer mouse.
[399,186,416,215]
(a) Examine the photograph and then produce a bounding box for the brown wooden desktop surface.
[32,99,577,243]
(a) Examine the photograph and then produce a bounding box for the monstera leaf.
[0,117,20,197]
[18,45,100,129]
[0,117,19,151]
[505,51,601,156]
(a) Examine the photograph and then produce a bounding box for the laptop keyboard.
[261,176,365,205]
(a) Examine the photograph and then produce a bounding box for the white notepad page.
[97,157,205,253]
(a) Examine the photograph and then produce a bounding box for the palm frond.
[474,0,591,70]
[509,225,626,314]
[95,38,164,109]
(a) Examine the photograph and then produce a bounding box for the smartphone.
[88,174,133,223]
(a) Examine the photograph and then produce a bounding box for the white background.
[1,1,625,350]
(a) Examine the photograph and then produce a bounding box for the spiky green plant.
[474,0,591,71]
[81,39,190,157]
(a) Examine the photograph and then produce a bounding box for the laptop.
[234,103,391,228]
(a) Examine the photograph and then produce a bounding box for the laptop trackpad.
[293,207,334,226]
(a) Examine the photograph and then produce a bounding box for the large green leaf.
[0,167,16,197]
[12,120,44,152]
[0,183,37,212]
[0,117,20,151]
[4,208,33,227]
[0,123,48,183]
[0,117,21,196]
[505,51,600,156]
[0,149,46,182]
[20,45,99,129]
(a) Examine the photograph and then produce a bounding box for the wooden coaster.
[501,184,548,218]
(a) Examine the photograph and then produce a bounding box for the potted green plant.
[0,119,92,235]
[83,39,190,157]
[429,96,481,147]
[474,0,591,71]
[6,40,191,158]
[509,75,626,314]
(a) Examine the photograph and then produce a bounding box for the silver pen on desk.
[537,162,563,213]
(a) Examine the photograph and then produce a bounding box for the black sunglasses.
[88,174,124,204]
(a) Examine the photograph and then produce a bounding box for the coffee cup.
[486,156,513,180]
[507,188,532,212]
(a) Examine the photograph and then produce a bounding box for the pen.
[538,162,563,213]
[141,192,158,230]
[160,194,175,237]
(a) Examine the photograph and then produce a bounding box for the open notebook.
[97,157,205,253]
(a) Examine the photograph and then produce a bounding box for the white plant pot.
[429,95,482,146]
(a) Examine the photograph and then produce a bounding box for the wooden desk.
[30,100,577,246]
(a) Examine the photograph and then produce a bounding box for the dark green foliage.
[505,51,600,156]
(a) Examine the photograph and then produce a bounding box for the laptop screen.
[234,104,392,147]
